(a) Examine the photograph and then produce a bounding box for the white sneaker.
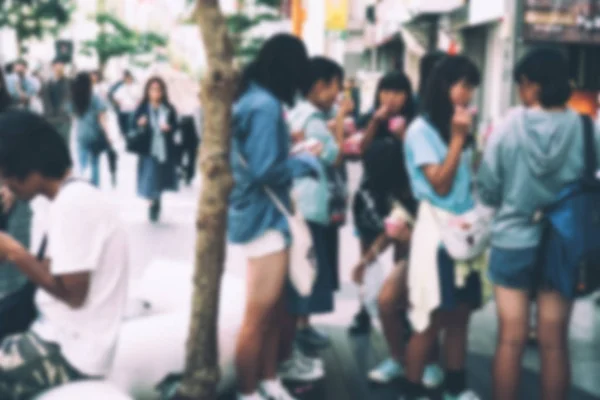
[292,346,324,371]
[260,379,297,400]
[422,364,444,389]
[278,352,324,382]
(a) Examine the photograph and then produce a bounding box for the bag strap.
[236,153,293,219]
[581,114,597,181]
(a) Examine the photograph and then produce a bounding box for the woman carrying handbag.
[129,77,179,223]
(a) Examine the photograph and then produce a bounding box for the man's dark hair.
[123,70,133,80]
[237,34,310,106]
[513,47,572,108]
[52,57,65,66]
[0,110,72,180]
[303,57,344,96]
[14,59,27,68]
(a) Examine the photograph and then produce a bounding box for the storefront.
[521,0,600,117]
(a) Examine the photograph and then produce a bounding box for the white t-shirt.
[31,181,129,377]
[113,83,141,113]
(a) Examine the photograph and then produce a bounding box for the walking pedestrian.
[41,58,72,144]
[0,110,129,399]
[228,34,320,400]
[5,60,38,110]
[402,55,482,400]
[131,77,179,223]
[90,70,118,187]
[477,48,600,400]
[112,70,140,137]
[71,72,113,187]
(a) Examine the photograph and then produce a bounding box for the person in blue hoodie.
[228,34,320,400]
[477,48,600,400]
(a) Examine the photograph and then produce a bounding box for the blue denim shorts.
[488,247,539,291]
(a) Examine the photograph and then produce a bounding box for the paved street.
[93,129,600,399]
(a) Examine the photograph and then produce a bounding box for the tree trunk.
[175,1,237,399]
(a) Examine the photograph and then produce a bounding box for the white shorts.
[242,230,287,259]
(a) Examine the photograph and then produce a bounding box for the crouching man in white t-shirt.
[0,110,129,399]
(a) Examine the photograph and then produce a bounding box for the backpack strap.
[581,114,597,181]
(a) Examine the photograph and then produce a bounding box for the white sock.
[261,377,283,393]
[237,391,263,400]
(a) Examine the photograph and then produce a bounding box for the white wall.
[303,0,326,56]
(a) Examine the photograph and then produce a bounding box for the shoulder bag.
[238,154,316,297]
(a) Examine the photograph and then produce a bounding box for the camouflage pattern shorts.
[0,331,85,400]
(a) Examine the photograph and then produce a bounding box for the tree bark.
[175,1,237,399]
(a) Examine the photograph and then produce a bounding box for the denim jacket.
[228,84,318,244]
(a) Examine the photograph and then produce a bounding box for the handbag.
[126,124,151,155]
[538,115,600,298]
[237,154,317,297]
[428,202,493,262]
[0,235,47,341]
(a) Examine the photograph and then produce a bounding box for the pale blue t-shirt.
[403,116,474,214]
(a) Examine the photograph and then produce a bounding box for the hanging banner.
[523,0,600,44]
[325,0,348,31]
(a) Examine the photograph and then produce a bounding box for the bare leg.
[260,294,286,380]
[443,304,471,371]
[492,286,529,400]
[537,290,572,400]
[377,261,408,363]
[405,312,444,383]
[278,309,297,364]
[235,250,289,394]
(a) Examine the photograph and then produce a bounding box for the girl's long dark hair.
[0,69,12,113]
[422,55,480,143]
[418,51,446,99]
[373,71,416,124]
[71,72,93,117]
[141,76,170,106]
[236,34,309,106]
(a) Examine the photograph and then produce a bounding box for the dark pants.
[287,222,337,315]
[177,116,200,184]
[117,112,133,137]
[323,225,340,291]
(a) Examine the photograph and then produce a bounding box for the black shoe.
[149,200,161,222]
[348,307,371,336]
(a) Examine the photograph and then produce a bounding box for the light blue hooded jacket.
[288,101,340,225]
[477,106,600,249]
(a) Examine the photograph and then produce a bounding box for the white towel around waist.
[407,202,453,333]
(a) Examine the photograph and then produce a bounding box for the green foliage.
[227,0,282,62]
[0,0,75,54]
[82,12,167,69]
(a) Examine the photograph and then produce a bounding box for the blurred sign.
[469,0,504,25]
[326,0,348,31]
[523,0,600,44]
